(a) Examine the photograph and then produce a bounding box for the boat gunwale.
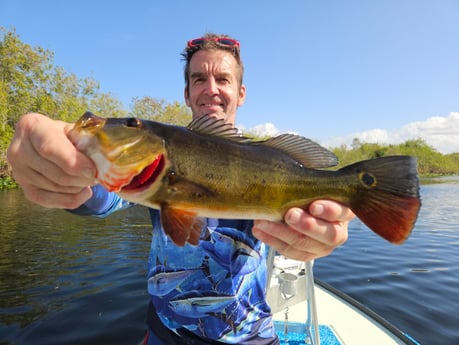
[315,278,420,345]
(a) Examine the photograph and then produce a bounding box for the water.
[1,177,458,344]
[315,176,459,345]
[0,194,152,345]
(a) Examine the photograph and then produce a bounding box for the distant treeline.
[0,27,457,189]
[332,138,459,176]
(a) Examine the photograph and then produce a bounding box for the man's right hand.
[7,113,97,209]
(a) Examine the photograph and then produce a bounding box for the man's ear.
[237,84,246,107]
[184,87,191,107]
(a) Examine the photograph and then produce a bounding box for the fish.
[200,227,261,276]
[69,111,421,246]
[148,265,204,297]
[168,291,235,317]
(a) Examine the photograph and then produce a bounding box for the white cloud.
[322,112,459,154]
[240,122,280,137]
[241,112,459,154]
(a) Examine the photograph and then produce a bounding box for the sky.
[1,0,458,153]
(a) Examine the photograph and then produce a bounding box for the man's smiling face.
[184,49,246,126]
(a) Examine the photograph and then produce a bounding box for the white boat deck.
[272,284,410,345]
[267,256,415,345]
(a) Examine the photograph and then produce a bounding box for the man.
[7,33,353,344]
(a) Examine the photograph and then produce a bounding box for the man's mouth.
[121,154,165,192]
[201,103,224,111]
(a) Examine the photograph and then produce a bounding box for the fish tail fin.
[340,155,421,244]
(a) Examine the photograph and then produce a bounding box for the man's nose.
[204,78,218,95]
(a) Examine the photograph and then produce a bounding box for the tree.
[0,26,128,182]
[130,96,191,125]
[0,27,53,125]
[0,27,126,124]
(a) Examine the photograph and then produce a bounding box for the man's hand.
[7,113,96,209]
[253,200,354,261]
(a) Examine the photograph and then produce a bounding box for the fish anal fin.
[160,204,205,246]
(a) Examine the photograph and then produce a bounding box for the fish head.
[70,112,167,194]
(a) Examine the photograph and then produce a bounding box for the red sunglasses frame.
[187,37,240,48]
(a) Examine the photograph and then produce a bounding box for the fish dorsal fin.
[187,115,251,143]
[187,115,337,168]
[255,134,338,168]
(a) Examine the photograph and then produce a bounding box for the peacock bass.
[69,112,421,246]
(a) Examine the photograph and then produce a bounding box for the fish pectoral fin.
[160,204,205,246]
[168,175,218,199]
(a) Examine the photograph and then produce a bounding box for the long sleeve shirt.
[71,185,279,345]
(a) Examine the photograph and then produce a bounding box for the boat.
[266,254,421,345]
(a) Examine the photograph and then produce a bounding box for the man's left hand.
[252,200,354,261]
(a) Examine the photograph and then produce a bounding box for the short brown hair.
[181,33,244,92]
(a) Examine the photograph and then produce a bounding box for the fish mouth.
[121,154,165,192]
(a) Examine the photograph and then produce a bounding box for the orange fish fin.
[341,156,421,244]
[160,204,205,246]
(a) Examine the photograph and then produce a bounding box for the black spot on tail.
[359,172,377,188]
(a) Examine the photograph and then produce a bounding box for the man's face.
[184,49,246,126]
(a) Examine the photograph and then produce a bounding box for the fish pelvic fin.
[160,204,205,246]
[341,155,421,244]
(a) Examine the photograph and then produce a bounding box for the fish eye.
[125,118,141,128]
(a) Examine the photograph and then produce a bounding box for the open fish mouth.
[121,154,165,192]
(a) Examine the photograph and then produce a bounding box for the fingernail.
[310,203,324,217]
[287,209,302,225]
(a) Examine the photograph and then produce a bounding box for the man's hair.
[181,33,244,92]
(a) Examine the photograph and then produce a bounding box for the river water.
[0,177,458,345]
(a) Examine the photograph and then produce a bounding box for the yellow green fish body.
[70,112,421,246]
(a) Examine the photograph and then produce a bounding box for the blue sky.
[1,0,458,153]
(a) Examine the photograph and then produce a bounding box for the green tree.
[0,26,127,184]
[130,96,191,125]
[332,138,459,176]
[0,27,126,124]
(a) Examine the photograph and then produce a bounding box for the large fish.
[69,112,421,246]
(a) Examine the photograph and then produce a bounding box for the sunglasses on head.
[187,37,240,48]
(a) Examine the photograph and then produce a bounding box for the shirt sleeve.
[67,184,134,217]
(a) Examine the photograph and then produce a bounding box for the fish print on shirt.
[147,211,276,343]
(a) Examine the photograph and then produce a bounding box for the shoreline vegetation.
[1,27,458,190]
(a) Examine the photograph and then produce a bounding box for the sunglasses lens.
[188,38,205,47]
[217,38,238,47]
